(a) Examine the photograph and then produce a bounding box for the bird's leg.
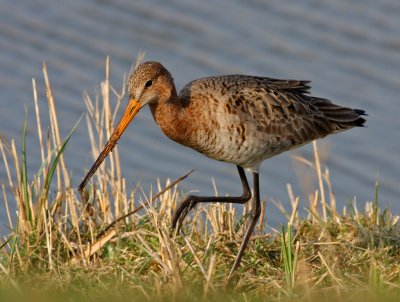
[172,168,262,277]
[228,172,261,279]
[171,166,252,233]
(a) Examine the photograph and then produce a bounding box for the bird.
[78,61,366,277]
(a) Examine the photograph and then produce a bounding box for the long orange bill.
[78,98,141,191]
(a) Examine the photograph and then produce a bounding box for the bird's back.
[175,75,366,171]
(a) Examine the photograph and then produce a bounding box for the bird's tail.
[352,109,368,127]
[312,98,367,131]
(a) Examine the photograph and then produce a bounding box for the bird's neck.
[149,92,194,146]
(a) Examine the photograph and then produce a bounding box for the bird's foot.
[170,196,197,235]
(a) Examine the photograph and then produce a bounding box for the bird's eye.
[145,80,153,88]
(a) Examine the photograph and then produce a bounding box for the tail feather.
[312,98,367,130]
[352,109,367,127]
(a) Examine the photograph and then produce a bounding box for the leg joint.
[241,190,252,202]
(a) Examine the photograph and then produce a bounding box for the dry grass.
[0,57,399,302]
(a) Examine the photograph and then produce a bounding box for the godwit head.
[78,62,176,190]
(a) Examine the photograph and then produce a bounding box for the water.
[1,0,399,229]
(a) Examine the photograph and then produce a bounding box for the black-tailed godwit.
[79,61,366,277]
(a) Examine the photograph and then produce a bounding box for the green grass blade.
[42,114,84,202]
[21,106,31,223]
[374,169,379,225]
[35,148,57,181]
[281,225,290,291]
[0,235,13,251]
[281,224,295,294]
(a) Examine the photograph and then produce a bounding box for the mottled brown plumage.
[140,62,366,172]
[79,61,366,278]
